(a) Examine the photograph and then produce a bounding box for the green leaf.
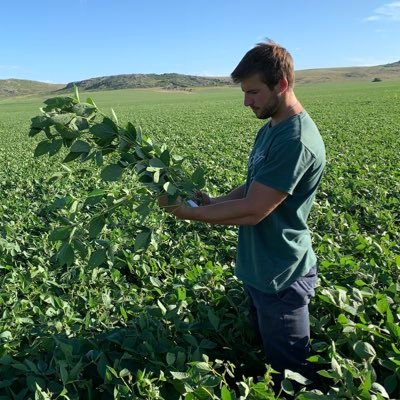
[384,374,398,395]
[90,117,118,140]
[34,140,52,157]
[134,230,151,252]
[371,382,390,398]
[111,108,118,124]
[220,385,232,400]
[207,309,219,330]
[150,276,162,287]
[166,353,176,366]
[386,321,400,338]
[125,122,137,142]
[48,138,63,156]
[70,140,91,153]
[149,158,166,169]
[43,96,76,111]
[49,226,74,242]
[281,379,295,395]
[60,363,69,385]
[284,369,312,385]
[63,151,82,163]
[101,164,124,182]
[163,181,177,195]
[160,149,171,166]
[0,355,14,365]
[56,124,79,140]
[30,115,53,130]
[152,169,160,183]
[73,85,80,102]
[353,341,376,359]
[170,371,189,380]
[183,334,198,347]
[119,368,131,378]
[89,215,106,238]
[57,243,74,266]
[88,249,107,268]
[191,166,205,188]
[50,113,74,126]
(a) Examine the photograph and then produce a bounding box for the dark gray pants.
[244,266,317,386]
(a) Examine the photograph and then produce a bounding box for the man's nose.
[244,95,253,107]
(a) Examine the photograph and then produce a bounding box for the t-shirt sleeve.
[253,139,315,195]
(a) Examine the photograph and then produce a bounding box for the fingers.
[194,191,211,206]
[158,195,182,213]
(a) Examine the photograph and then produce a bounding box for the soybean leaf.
[191,166,205,188]
[160,149,170,166]
[353,341,376,359]
[50,113,74,125]
[281,379,295,395]
[34,140,52,157]
[88,249,107,268]
[220,386,232,400]
[63,151,82,163]
[70,140,91,154]
[49,226,74,242]
[90,117,118,140]
[57,243,74,266]
[89,215,106,239]
[48,139,63,156]
[163,181,177,195]
[43,96,76,111]
[101,164,124,182]
[149,158,166,169]
[134,230,151,252]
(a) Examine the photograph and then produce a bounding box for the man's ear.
[278,78,289,94]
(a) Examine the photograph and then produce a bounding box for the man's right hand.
[193,191,211,206]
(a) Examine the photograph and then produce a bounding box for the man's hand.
[194,191,211,205]
[158,195,192,220]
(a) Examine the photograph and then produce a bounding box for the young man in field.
[159,40,326,387]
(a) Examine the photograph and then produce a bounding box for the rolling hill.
[295,61,400,84]
[0,79,64,97]
[1,62,399,97]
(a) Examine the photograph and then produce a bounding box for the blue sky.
[1,0,399,83]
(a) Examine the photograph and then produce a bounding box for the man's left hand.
[158,195,190,220]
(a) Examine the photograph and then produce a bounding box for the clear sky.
[1,0,399,83]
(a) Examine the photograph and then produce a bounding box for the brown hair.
[231,40,295,89]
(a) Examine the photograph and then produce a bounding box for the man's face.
[241,74,281,120]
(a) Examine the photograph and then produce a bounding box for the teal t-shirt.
[235,111,325,293]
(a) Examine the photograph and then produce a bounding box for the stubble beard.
[255,95,280,120]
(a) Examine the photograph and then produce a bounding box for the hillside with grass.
[64,73,232,91]
[1,61,399,97]
[295,60,400,84]
[0,79,64,97]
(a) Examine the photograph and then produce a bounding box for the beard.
[254,94,281,120]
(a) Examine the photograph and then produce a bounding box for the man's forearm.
[210,184,246,204]
[163,181,287,226]
[180,197,259,226]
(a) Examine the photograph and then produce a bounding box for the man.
[160,40,326,387]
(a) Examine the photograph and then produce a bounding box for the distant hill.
[1,62,399,97]
[64,73,232,91]
[0,79,64,97]
[295,61,400,84]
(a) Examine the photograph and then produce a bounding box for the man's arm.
[200,184,246,205]
[163,181,288,226]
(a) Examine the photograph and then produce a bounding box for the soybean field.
[0,81,399,399]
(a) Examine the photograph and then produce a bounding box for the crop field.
[0,81,399,399]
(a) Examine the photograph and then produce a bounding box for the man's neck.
[270,95,303,127]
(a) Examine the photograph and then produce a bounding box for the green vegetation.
[0,82,399,399]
